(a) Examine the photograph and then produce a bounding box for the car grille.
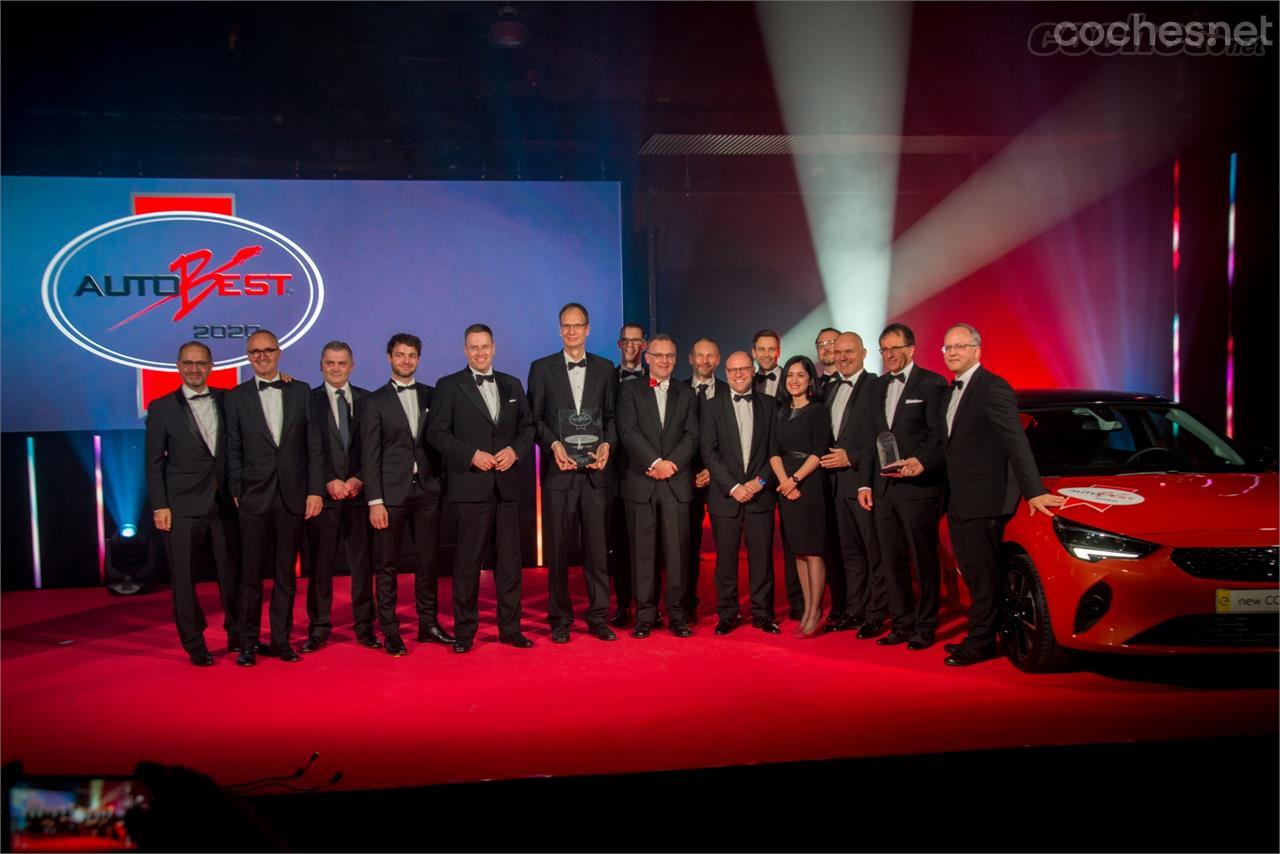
[1171,547,1279,582]
[1126,614,1279,648]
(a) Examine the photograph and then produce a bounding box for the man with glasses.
[615,323,648,385]
[617,334,701,638]
[528,303,619,643]
[226,330,324,666]
[814,327,841,390]
[146,341,242,666]
[856,322,948,651]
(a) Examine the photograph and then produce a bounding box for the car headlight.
[1053,516,1159,563]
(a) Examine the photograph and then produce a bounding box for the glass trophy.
[559,408,603,468]
[877,431,906,474]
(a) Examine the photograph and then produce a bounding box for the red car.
[996,390,1278,672]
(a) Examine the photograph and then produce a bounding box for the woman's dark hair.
[779,355,818,403]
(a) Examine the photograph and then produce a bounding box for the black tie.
[952,379,965,390]
[335,389,351,448]
[834,379,853,388]
[889,373,906,383]
[696,383,709,398]
[394,383,414,393]
[733,393,752,403]
[755,371,777,384]
[621,368,643,379]
[257,380,285,391]
[475,374,496,385]
[567,360,586,370]
[189,392,211,400]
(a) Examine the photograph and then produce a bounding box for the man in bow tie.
[615,323,648,385]
[360,333,455,656]
[225,330,324,666]
[608,321,648,625]
[814,326,841,389]
[617,334,701,637]
[527,304,619,643]
[146,341,242,666]
[427,324,536,653]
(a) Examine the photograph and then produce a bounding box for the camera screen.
[8,778,146,852]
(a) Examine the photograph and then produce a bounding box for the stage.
[3,566,1276,796]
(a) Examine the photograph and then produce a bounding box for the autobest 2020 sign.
[42,212,324,370]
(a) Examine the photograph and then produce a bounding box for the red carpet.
[3,559,1276,794]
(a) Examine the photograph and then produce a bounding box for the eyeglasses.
[878,345,911,355]
[179,360,212,369]
[940,343,978,354]
[247,347,279,358]
[725,366,754,374]
[560,323,588,331]
[648,352,676,361]
[816,338,837,348]
[619,337,645,344]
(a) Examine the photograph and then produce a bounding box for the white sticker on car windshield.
[1058,485,1145,512]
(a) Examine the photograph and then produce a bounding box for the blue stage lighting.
[119,524,138,539]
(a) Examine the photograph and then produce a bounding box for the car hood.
[1044,473,1279,544]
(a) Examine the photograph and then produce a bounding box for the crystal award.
[877,431,906,474]
[559,408,603,468]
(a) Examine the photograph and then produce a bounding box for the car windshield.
[1021,403,1258,475]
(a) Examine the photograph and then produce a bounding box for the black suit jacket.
[700,390,778,517]
[944,366,1047,519]
[225,378,324,515]
[360,380,441,507]
[427,367,535,503]
[616,378,700,503]
[527,352,618,491]
[686,377,730,479]
[146,388,231,517]
[309,383,369,507]
[615,364,648,386]
[823,370,878,498]
[860,363,948,498]
[752,369,786,402]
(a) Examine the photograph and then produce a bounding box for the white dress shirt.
[256,374,284,445]
[473,371,500,421]
[563,351,587,411]
[885,361,915,428]
[692,376,717,400]
[183,384,218,454]
[829,369,864,436]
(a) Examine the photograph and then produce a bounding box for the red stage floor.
[3,565,1276,794]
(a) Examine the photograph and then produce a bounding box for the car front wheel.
[1002,552,1072,673]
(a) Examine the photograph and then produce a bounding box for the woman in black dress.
[769,355,832,638]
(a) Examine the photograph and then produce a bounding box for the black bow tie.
[475,374,495,385]
[889,373,906,383]
[733,393,753,403]
[952,379,965,390]
[755,371,777,383]
[188,392,211,400]
[257,380,285,391]
[394,383,415,394]
[567,360,586,370]
[620,368,643,378]
[834,378,853,388]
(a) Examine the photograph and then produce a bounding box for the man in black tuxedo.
[939,323,1064,665]
[527,303,619,643]
[146,341,241,666]
[301,341,376,653]
[683,336,728,623]
[699,350,782,635]
[752,327,803,621]
[813,326,849,629]
[361,332,454,656]
[819,332,884,635]
[814,327,841,390]
[617,334,701,638]
[225,330,324,666]
[857,322,948,651]
[427,324,536,653]
[607,321,648,626]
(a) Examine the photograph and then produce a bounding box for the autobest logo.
[42,211,324,370]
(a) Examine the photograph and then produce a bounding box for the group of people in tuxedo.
[146,303,1062,669]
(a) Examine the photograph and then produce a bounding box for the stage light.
[106,524,154,596]
[120,524,138,539]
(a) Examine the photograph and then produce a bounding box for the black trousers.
[710,508,775,622]
[873,489,942,637]
[685,487,710,616]
[452,496,523,643]
[371,477,442,639]
[304,500,373,641]
[626,487,690,626]
[833,491,884,622]
[544,474,611,629]
[164,506,240,653]
[948,513,1009,653]
[238,495,303,649]
[606,491,633,611]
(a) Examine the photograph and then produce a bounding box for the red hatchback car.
[996,390,1278,672]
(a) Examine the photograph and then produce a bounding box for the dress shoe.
[235,650,256,667]
[500,633,536,648]
[188,649,214,667]
[609,609,629,629]
[834,613,863,632]
[821,611,846,633]
[551,627,571,644]
[906,634,935,651]
[356,635,382,649]
[418,624,455,644]
[943,642,962,655]
[300,637,324,653]
[587,625,617,642]
[276,645,302,662]
[670,622,693,638]
[714,619,738,636]
[452,641,473,654]
[857,621,887,640]
[631,623,652,639]
[752,619,782,635]
[384,636,408,656]
[945,645,995,667]
[877,630,911,646]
